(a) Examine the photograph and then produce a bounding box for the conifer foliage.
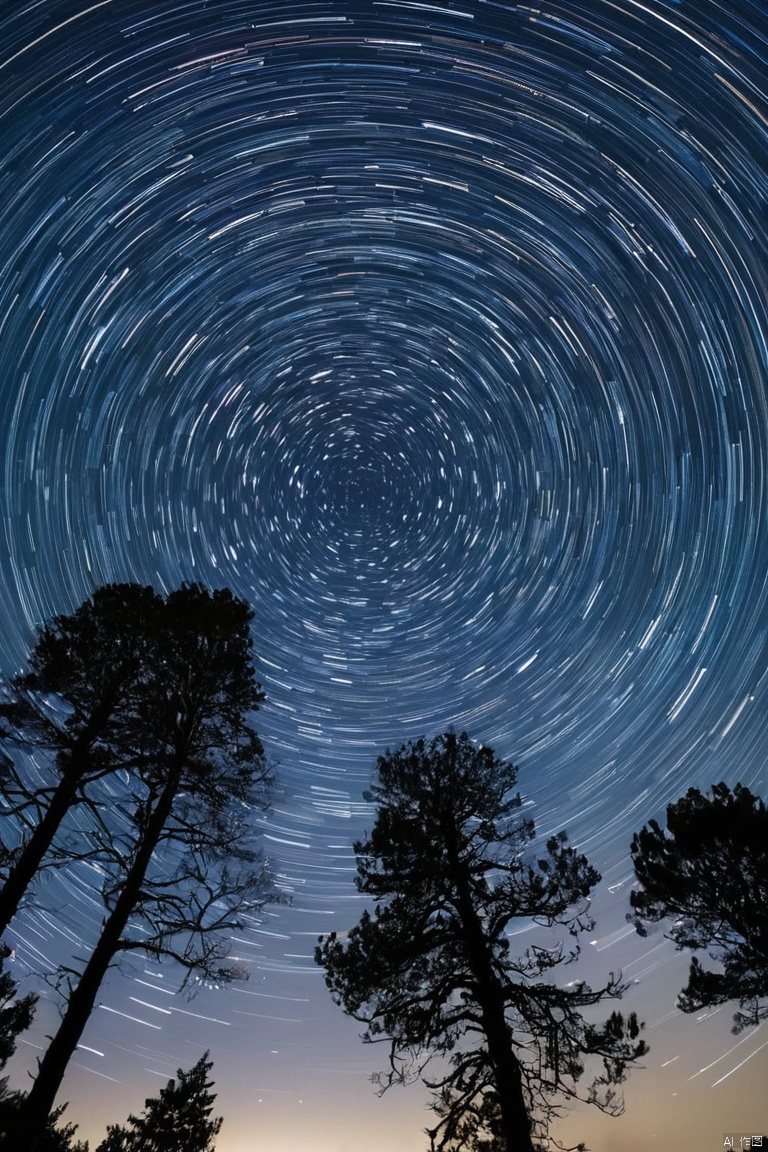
[630,781,768,1031]
[0,583,164,935]
[316,731,647,1152]
[95,1053,222,1152]
[0,583,273,1151]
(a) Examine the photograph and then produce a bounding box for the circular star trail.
[1,2,767,1148]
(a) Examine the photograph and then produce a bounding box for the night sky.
[1,1,767,1149]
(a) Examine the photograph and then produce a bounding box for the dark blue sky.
[1,2,767,1149]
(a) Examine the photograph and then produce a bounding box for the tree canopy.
[316,731,647,1152]
[95,1052,222,1152]
[0,582,165,935]
[0,1096,87,1152]
[630,781,768,1031]
[0,583,274,1152]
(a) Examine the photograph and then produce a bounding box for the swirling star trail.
[1,2,767,1149]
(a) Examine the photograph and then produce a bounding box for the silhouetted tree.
[94,1052,222,1152]
[0,944,36,1086]
[0,583,163,936]
[21,585,273,1152]
[0,1095,87,1152]
[316,731,646,1152]
[630,781,768,1031]
[92,1130,126,1152]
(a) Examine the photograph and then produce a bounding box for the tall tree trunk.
[23,770,180,1152]
[0,677,129,937]
[0,768,82,937]
[479,986,535,1152]
[453,863,535,1152]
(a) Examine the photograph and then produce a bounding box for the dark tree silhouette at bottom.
[0,1097,86,1152]
[317,732,647,1152]
[20,585,273,1152]
[0,944,36,1080]
[95,1052,222,1152]
[630,781,768,1031]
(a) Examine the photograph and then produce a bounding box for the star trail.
[1,2,767,1149]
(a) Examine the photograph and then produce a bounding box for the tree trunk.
[0,677,129,937]
[452,863,535,1152]
[479,987,535,1152]
[0,768,82,937]
[23,770,180,1152]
